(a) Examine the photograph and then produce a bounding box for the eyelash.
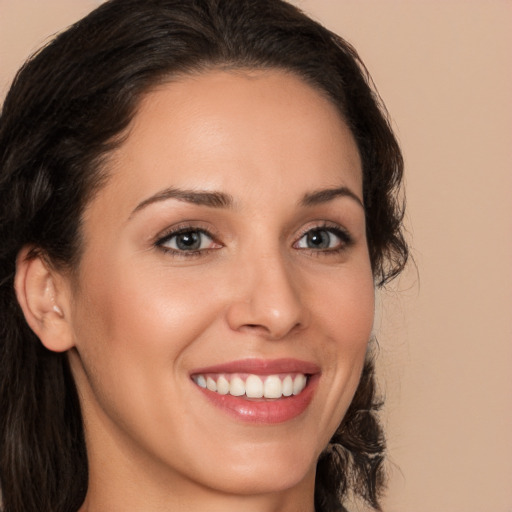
[154,222,353,258]
[294,223,354,255]
[155,224,220,258]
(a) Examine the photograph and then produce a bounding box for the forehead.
[94,69,362,215]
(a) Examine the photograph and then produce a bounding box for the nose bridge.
[226,245,307,339]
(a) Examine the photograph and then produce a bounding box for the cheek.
[309,262,375,434]
[315,262,375,350]
[73,261,223,363]
[69,255,226,415]
[68,258,230,462]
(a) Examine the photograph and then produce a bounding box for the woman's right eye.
[156,229,219,254]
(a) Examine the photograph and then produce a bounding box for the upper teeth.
[192,373,307,399]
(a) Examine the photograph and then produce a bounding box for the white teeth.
[216,375,229,395]
[229,376,245,396]
[263,375,282,399]
[282,375,293,396]
[245,374,264,398]
[194,372,309,399]
[293,374,307,395]
[206,377,217,392]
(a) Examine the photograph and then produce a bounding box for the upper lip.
[190,358,320,376]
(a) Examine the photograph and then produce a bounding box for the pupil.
[177,232,200,250]
[308,230,329,249]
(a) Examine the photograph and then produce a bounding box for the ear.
[14,247,75,352]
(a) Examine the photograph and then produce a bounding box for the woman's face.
[66,70,374,500]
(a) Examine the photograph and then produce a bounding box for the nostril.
[239,324,271,335]
[239,321,304,340]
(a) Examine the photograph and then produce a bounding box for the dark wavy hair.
[0,1,407,511]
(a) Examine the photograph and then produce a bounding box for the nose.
[225,255,309,340]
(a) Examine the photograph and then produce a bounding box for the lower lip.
[195,375,319,424]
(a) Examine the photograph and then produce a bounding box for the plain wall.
[1,1,511,511]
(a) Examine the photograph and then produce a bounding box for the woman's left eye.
[295,227,351,251]
[157,229,217,253]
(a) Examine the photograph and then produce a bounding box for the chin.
[191,436,321,496]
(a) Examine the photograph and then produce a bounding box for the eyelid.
[154,222,222,255]
[293,222,354,251]
[154,221,217,242]
[152,220,354,258]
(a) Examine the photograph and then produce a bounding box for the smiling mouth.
[190,358,320,423]
[192,373,308,400]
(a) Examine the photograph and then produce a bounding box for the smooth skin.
[16,69,375,512]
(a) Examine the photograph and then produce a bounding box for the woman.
[0,1,407,511]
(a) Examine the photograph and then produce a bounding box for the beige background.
[1,1,511,511]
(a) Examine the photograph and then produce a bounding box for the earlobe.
[14,247,75,353]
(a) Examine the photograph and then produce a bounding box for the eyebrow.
[130,187,234,218]
[130,184,363,219]
[300,186,364,208]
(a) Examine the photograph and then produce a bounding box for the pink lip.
[191,357,320,376]
[190,358,320,424]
